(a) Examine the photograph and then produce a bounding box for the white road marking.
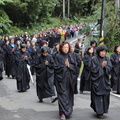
[69,36,84,44]
[110,92,120,98]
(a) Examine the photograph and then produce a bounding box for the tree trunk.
[115,0,120,19]
[68,0,70,18]
[63,0,65,18]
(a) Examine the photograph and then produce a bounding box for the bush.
[0,9,12,35]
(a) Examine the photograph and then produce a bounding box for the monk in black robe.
[3,40,10,76]
[15,44,31,92]
[54,42,77,120]
[70,45,81,94]
[110,45,120,94]
[0,44,4,80]
[30,40,39,75]
[5,38,18,78]
[90,45,112,118]
[35,46,57,103]
[51,43,60,61]
[80,46,94,93]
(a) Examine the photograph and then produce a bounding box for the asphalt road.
[0,36,120,120]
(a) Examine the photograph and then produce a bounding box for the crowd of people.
[0,25,120,120]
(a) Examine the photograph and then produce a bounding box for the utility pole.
[68,0,70,18]
[99,0,106,45]
[115,0,120,20]
[63,0,65,18]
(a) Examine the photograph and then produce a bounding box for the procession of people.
[0,24,120,120]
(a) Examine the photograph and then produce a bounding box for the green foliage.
[0,9,12,35]
[6,17,76,35]
[104,1,120,52]
[0,0,119,52]
[88,0,120,52]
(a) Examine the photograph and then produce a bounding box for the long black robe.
[110,53,120,93]
[54,52,77,116]
[5,44,18,77]
[3,44,10,75]
[48,34,54,48]
[51,48,59,60]
[0,47,4,80]
[30,45,39,75]
[90,55,112,115]
[35,54,55,100]
[80,54,93,92]
[15,51,31,92]
[71,52,81,94]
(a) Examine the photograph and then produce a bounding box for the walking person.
[0,43,4,80]
[6,38,18,78]
[80,46,95,94]
[35,46,57,103]
[90,45,112,118]
[110,45,120,94]
[70,44,81,94]
[54,42,77,120]
[15,44,31,92]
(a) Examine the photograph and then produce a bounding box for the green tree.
[0,0,12,35]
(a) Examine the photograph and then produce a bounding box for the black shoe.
[39,99,43,103]
[12,75,16,79]
[80,91,83,94]
[7,75,10,78]
[117,92,120,94]
[0,76,3,80]
[51,97,58,103]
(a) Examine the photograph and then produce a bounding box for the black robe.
[15,51,31,92]
[71,52,81,94]
[54,52,77,116]
[90,55,112,115]
[5,44,18,77]
[110,53,120,93]
[51,48,59,60]
[35,54,55,100]
[30,45,39,75]
[0,47,4,80]
[80,54,93,92]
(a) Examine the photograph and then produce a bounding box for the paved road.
[0,37,120,120]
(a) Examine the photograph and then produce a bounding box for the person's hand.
[119,58,120,62]
[12,48,14,52]
[45,60,49,65]
[23,56,28,60]
[65,59,70,67]
[102,61,107,68]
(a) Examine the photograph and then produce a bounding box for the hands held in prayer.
[65,59,70,68]
[102,61,107,68]
[12,48,14,52]
[23,56,28,60]
[45,60,49,65]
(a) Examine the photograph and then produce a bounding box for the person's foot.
[39,99,43,103]
[0,76,3,80]
[80,90,83,94]
[51,97,58,103]
[97,114,104,119]
[12,75,16,79]
[60,113,66,120]
[7,75,10,78]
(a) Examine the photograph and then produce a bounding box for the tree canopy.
[0,0,120,50]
